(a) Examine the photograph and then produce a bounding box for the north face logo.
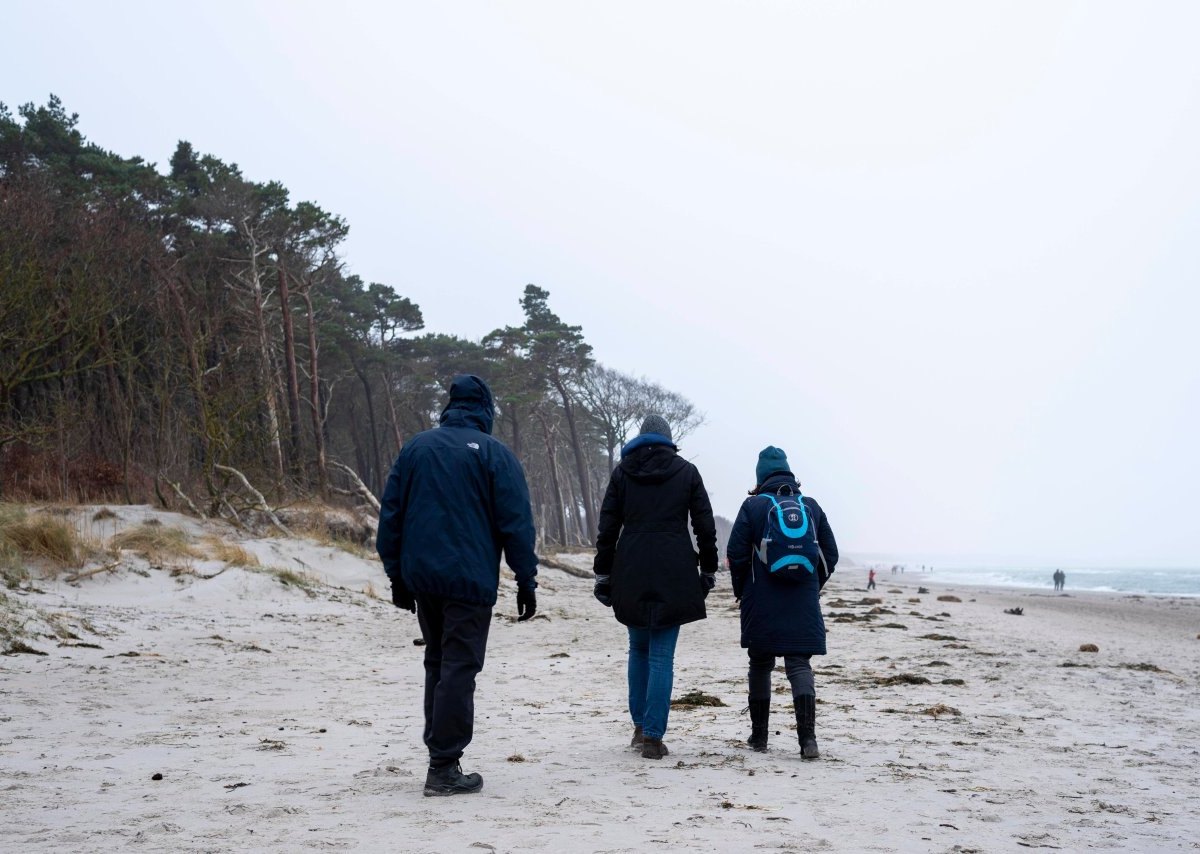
[467,442,480,450]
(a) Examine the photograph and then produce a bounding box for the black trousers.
[414,592,493,768]
[748,649,814,700]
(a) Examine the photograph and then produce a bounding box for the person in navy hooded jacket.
[376,375,539,796]
[726,447,838,758]
[593,414,718,760]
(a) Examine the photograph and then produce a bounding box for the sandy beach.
[3,507,1199,853]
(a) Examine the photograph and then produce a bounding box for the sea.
[849,556,1200,597]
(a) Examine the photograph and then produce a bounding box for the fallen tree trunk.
[536,554,593,579]
[331,460,381,514]
[214,464,292,536]
[166,480,206,519]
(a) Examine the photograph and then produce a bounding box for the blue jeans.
[627,625,680,740]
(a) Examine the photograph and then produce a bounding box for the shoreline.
[834,571,1200,652]
[847,563,1200,601]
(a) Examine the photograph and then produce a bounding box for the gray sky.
[6,1,1199,565]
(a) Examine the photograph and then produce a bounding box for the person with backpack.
[726,446,838,758]
[376,375,539,796]
[593,414,719,760]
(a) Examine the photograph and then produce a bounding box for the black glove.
[593,574,613,607]
[517,585,537,622]
[701,572,716,598]
[391,578,416,613]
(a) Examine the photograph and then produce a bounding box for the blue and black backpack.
[752,485,828,585]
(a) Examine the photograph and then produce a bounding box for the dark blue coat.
[375,375,538,606]
[726,473,838,655]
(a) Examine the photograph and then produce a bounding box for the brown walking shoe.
[641,737,670,760]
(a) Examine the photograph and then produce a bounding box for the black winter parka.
[593,438,718,629]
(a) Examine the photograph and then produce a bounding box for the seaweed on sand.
[671,690,726,707]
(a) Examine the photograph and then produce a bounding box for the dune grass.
[0,543,26,589]
[202,536,260,567]
[296,525,373,559]
[0,589,22,642]
[279,504,374,558]
[111,524,198,562]
[0,504,84,582]
[253,565,318,595]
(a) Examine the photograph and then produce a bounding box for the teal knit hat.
[755,446,791,484]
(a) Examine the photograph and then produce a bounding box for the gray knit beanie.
[639,414,672,441]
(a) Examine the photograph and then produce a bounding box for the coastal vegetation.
[0,97,700,547]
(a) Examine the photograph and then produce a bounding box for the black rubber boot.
[641,737,670,760]
[630,725,644,750]
[747,699,770,752]
[424,762,484,796]
[794,694,819,759]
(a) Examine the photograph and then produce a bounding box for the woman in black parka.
[593,414,718,760]
[726,446,838,758]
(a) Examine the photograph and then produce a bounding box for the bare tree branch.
[214,464,292,536]
[330,459,381,513]
[166,479,206,519]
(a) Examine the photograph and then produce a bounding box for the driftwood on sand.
[64,561,120,584]
[536,554,593,579]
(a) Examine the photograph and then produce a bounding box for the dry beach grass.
[1,506,1198,852]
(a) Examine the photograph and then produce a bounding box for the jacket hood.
[751,471,801,496]
[439,374,495,434]
[620,432,677,456]
[618,442,687,483]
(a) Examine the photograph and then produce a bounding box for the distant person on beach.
[376,375,539,797]
[867,568,877,590]
[1053,569,1066,591]
[593,414,718,760]
[726,446,839,758]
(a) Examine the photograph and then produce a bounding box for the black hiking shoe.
[794,694,819,759]
[641,737,669,760]
[630,725,644,750]
[423,762,484,797]
[747,699,770,752]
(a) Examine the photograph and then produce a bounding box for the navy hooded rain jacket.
[375,375,538,606]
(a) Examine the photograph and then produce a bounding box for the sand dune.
[3,509,1198,852]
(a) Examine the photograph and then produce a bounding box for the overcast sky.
[5,1,1199,565]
